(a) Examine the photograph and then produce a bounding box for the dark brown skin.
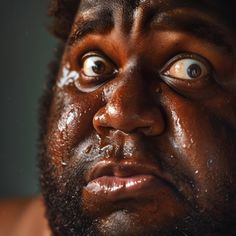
[40,0,236,235]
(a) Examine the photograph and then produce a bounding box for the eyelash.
[160,52,212,72]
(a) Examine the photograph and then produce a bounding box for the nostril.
[93,108,111,134]
[93,104,165,136]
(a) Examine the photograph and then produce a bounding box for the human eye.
[75,52,118,92]
[163,57,209,80]
[160,53,213,94]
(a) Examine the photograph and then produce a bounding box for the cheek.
[46,89,102,169]
[163,88,236,209]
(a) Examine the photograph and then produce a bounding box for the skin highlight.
[39,1,236,235]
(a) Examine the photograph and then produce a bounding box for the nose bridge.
[93,63,165,136]
[106,62,151,121]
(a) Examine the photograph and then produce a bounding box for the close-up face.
[40,0,236,235]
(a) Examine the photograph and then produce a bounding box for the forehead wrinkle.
[74,0,194,39]
[150,8,234,51]
[107,1,139,37]
[120,1,234,52]
[125,0,190,40]
[68,0,235,48]
[120,0,235,33]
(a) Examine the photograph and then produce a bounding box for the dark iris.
[92,61,106,75]
[187,63,202,79]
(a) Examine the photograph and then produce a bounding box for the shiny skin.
[44,0,236,235]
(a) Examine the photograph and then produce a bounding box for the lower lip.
[85,175,165,201]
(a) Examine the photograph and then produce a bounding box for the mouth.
[84,160,174,201]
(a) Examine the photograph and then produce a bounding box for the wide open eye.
[160,54,214,97]
[75,52,117,92]
[162,55,210,81]
[81,52,116,77]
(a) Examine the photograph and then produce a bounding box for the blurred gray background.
[0,1,56,198]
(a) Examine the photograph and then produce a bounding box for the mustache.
[65,133,200,211]
[70,134,174,184]
[73,131,160,162]
[46,133,206,235]
[70,132,180,182]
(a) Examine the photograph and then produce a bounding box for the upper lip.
[86,159,171,185]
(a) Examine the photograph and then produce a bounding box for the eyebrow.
[68,9,114,46]
[68,7,233,52]
[149,9,233,52]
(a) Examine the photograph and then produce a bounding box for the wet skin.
[43,0,236,235]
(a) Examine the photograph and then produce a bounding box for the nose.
[93,68,165,136]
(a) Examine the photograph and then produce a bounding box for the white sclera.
[166,58,208,80]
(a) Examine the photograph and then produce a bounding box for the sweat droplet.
[207,159,213,168]
[61,161,67,166]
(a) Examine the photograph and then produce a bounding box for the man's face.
[41,0,236,235]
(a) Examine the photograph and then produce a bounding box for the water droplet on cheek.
[66,111,77,125]
[189,181,195,189]
[207,159,214,168]
[61,161,67,166]
[58,108,79,132]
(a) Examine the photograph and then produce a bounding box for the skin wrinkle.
[40,0,236,235]
[68,6,233,53]
[149,9,234,52]
[49,0,236,41]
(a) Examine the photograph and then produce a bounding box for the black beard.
[39,151,96,236]
[39,139,229,236]
[39,150,185,236]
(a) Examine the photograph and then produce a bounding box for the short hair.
[48,0,79,41]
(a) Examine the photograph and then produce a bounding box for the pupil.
[187,64,202,79]
[92,61,105,74]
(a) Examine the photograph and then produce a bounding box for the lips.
[84,160,172,201]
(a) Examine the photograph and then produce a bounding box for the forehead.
[79,0,224,9]
[75,0,235,37]
[78,0,233,18]
[69,0,235,51]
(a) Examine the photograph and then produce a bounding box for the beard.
[39,136,227,236]
[39,151,95,235]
